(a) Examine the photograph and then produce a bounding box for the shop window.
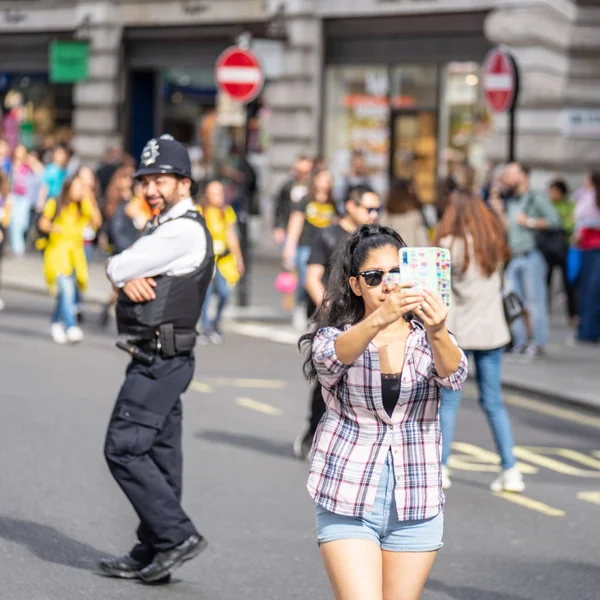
[441,62,491,188]
[391,65,438,109]
[324,66,390,199]
[0,73,73,152]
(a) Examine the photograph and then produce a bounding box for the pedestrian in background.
[546,179,577,328]
[335,149,371,210]
[77,165,101,264]
[38,175,102,344]
[283,167,337,330]
[40,144,69,204]
[381,178,429,247]
[272,155,313,246]
[497,163,560,357]
[435,180,524,493]
[300,225,468,600]
[6,144,44,257]
[198,179,245,345]
[293,185,381,460]
[574,172,600,343]
[99,165,136,326]
[0,168,9,311]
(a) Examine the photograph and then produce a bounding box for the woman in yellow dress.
[38,174,102,344]
[198,179,245,344]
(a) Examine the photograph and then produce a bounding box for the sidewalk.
[0,251,290,322]
[1,253,599,410]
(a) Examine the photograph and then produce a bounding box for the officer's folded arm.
[106,220,206,301]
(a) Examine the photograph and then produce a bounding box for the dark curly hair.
[299,224,406,381]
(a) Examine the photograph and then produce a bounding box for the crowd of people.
[272,154,600,494]
[274,153,600,349]
[0,138,247,344]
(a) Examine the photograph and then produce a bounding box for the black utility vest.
[116,209,214,341]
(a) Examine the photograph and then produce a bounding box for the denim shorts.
[315,451,444,552]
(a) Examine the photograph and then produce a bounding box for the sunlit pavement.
[0,289,598,600]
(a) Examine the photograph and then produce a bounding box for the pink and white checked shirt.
[307,321,468,521]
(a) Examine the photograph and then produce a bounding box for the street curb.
[501,381,600,414]
[1,278,293,325]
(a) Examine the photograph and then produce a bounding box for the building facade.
[0,0,598,200]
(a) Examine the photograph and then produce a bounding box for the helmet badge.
[141,139,160,167]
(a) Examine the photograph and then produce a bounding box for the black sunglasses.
[358,204,383,215]
[358,267,400,287]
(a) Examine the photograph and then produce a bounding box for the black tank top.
[381,373,401,417]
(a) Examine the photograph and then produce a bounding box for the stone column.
[263,0,321,195]
[484,0,600,189]
[72,0,122,166]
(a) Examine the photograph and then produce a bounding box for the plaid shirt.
[307,321,468,521]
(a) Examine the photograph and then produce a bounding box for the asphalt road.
[0,289,599,600]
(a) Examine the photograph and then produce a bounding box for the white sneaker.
[51,323,67,344]
[0,298,5,311]
[66,326,84,343]
[292,305,307,331]
[490,467,525,493]
[441,465,452,490]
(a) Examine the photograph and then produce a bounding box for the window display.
[324,66,390,199]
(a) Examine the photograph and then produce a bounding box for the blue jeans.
[316,451,444,552]
[8,195,31,256]
[201,268,231,331]
[440,348,516,470]
[295,245,312,304]
[51,274,77,330]
[505,250,549,347]
[578,248,600,343]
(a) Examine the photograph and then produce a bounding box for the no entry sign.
[215,46,264,104]
[483,47,518,113]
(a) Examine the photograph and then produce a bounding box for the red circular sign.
[483,48,517,113]
[215,46,264,104]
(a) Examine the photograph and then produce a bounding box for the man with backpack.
[293,185,381,459]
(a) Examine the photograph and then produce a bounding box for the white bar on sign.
[484,74,513,91]
[216,67,262,84]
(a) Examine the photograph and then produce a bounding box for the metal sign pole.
[507,50,520,163]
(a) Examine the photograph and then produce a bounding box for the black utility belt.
[117,324,197,364]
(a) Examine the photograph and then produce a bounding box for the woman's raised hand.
[415,289,448,335]
[375,283,424,328]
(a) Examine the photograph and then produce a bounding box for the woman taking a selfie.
[300,224,468,600]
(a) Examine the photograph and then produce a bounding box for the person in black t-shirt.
[283,168,337,329]
[293,185,382,460]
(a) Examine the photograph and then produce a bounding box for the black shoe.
[98,554,172,583]
[98,554,145,579]
[99,305,110,328]
[139,535,207,583]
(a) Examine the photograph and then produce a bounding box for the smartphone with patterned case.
[398,247,452,308]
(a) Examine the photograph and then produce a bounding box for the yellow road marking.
[556,449,600,471]
[235,397,282,416]
[593,451,600,460]
[504,393,600,431]
[450,442,538,474]
[513,447,600,478]
[189,381,213,394]
[577,491,600,506]
[494,492,565,517]
[208,378,288,389]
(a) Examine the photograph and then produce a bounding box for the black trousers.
[104,353,198,561]
[546,252,578,320]
[308,382,326,434]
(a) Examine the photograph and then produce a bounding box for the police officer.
[99,135,214,584]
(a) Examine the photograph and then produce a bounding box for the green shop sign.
[49,40,89,83]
